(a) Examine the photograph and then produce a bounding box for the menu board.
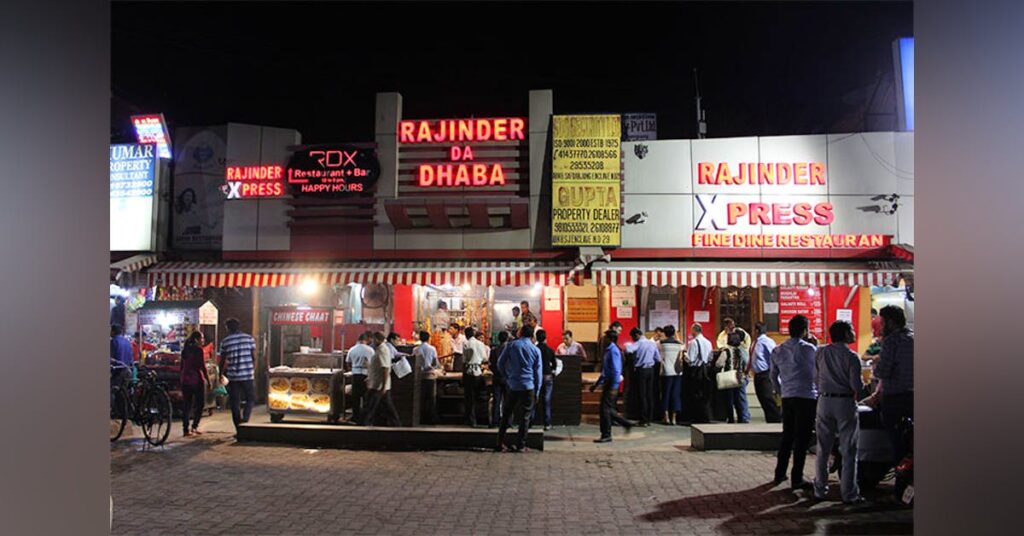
[567,297,599,322]
[778,287,825,340]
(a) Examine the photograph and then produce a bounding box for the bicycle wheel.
[141,387,173,446]
[110,387,128,442]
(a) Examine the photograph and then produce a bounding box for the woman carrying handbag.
[713,330,751,423]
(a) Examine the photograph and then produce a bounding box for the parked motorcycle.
[894,417,914,505]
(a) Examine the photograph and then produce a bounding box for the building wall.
[621,132,914,251]
[221,123,301,253]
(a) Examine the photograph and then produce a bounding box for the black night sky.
[112,1,912,144]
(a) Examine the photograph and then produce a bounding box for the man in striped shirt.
[218,318,257,430]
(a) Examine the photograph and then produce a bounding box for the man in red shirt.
[870,308,883,340]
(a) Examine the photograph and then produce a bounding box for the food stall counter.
[267,367,345,423]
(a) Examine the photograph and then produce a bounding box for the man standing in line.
[217,318,257,431]
[534,329,558,431]
[717,317,751,354]
[413,330,442,425]
[749,322,782,423]
[496,325,542,452]
[363,331,401,427]
[345,331,375,423]
[657,325,685,426]
[770,315,819,490]
[462,327,489,427]
[490,331,511,428]
[509,306,522,334]
[628,327,661,427]
[813,320,865,504]
[110,324,134,389]
[872,305,914,471]
[683,323,713,424]
[590,329,634,443]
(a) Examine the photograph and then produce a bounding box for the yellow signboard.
[551,115,621,246]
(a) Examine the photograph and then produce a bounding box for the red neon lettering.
[727,203,747,225]
[697,162,715,184]
[749,203,770,224]
[418,165,434,186]
[810,162,826,185]
[399,122,415,143]
[715,163,732,185]
[490,164,505,185]
[758,163,775,185]
[475,121,492,141]
[454,165,470,186]
[472,164,488,185]
[450,146,462,160]
[416,122,432,142]
[458,121,473,141]
[776,163,792,185]
[437,165,452,185]
[813,203,835,225]
[792,203,813,225]
[509,118,525,140]
[793,163,809,185]
[493,119,508,140]
[771,203,792,225]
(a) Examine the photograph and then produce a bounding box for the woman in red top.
[180,332,211,436]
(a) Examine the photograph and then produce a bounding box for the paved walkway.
[111,406,911,535]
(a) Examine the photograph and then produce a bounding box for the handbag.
[554,358,564,377]
[715,348,742,390]
[392,356,412,379]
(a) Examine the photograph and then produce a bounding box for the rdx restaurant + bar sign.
[693,160,889,249]
[398,117,526,187]
[285,146,380,196]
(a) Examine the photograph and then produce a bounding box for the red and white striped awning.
[592,262,903,288]
[111,253,159,274]
[146,261,573,288]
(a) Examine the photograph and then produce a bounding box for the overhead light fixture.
[301,279,320,296]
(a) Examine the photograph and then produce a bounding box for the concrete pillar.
[528,89,553,249]
[374,92,402,251]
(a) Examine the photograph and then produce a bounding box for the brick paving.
[111,415,912,535]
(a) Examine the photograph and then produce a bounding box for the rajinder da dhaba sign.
[692,160,888,249]
[397,117,526,187]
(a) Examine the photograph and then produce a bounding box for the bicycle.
[110,360,173,446]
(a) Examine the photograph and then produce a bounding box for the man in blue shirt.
[872,305,914,468]
[110,324,134,390]
[590,330,635,443]
[748,322,781,423]
[413,331,442,425]
[628,327,661,426]
[770,315,819,490]
[218,317,258,430]
[496,325,542,452]
[345,331,375,423]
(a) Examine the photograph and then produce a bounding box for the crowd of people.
[112,299,914,483]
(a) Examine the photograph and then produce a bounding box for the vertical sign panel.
[110,143,158,251]
[778,286,825,341]
[551,115,622,246]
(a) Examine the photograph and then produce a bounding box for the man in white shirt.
[658,325,686,425]
[362,332,401,427]
[556,330,587,360]
[683,323,714,424]
[449,324,467,370]
[344,331,376,423]
[413,330,442,424]
[462,327,490,427]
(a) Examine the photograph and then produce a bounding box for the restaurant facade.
[117,89,914,425]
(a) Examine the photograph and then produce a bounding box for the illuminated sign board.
[271,308,332,325]
[893,37,914,131]
[285,145,380,196]
[551,114,622,247]
[131,114,172,159]
[110,143,158,251]
[223,164,285,199]
[397,117,527,187]
[692,160,888,249]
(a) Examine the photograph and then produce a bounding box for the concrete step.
[237,422,544,451]
[691,423,783,451]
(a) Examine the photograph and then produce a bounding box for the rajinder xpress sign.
[110,143,158,251]
[693,160,889,249]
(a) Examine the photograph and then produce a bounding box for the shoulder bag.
[716,348,742,390]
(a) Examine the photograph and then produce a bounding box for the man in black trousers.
[769,315,819,490]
